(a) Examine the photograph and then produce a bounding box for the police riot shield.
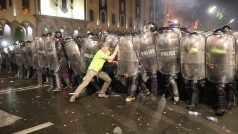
[64,38,85,75]
[45,37,58,71]
[36,37,47,68]
[180,33,205,80]
[118,35,139,76]
[206,33,235,83]
[21,44,29,69]
[132,32,158,74]
[30,40,38,69]
[105,34,119,48]
[25,42,33,67]
[0,50,2,65]
[81,35,100,73]
[233,32,238,78]
[156,29,180,75]
[8,45,15,64]
[103,33,119,71]
[15,45,23,67]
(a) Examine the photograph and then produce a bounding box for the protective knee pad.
[169,77,179,97]
[216,84,226,96]
[191,81,199,94]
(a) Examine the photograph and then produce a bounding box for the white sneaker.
[125,96,135,102]
[69,96,76,103]
[98,93,109,98]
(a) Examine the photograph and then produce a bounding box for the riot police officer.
[132,22,159,100]
[206,28,236,115]
[180,32,206,111]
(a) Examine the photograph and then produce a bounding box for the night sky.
[161,0,238,30]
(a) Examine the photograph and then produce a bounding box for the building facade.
[0,0,200,45]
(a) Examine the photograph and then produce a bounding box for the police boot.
[26,69,31,79]
[114,74,127,87]
[227,94,235,110]
[216,86,227,116]
[64,77,72,90]
[169,77,179,105]
[37,69,43,87]
[7,66,11,73]
[149,86,158,101]
[20,67,23,78]
[187,93,199,111]
[52,73,62,92]
[14,69,19,78]
[216,95,226,116]
[47,76,54,91]
[31,70,37,80]
[227,84,235,110]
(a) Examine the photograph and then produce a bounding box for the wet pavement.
[0,73,238,134]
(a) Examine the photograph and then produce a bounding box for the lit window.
[129,17,133,27]
[14,26,26,42]
[120,15,125,26]
[111,14,116,25]
[3,24,11,36]
[0,25,3,37]
[100,11,106,23]
[22,0,30,14]
[74,30,79,36]
[89,9,94,22]
[26,26,33,40]
[60,28,64,33]
[0,0,7,11]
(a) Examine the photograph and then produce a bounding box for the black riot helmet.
[86,30,92,35]
[213,28,224,35]
[86,32,96,39]
[98,30,108,40]
[54,31,63,39]
[46,33,52,37]
[190,32,198,35]
[26,40,31,44]
[221,25,232,33]
[132,32,139,36]
[145,22,157,32]
[180,27,190,34]
[19,41,25,47]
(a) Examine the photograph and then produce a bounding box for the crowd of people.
[0,22,238,116]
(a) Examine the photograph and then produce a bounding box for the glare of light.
[27,26,33,40]
[208,6,217,14]
[13,1,16,16]
[72,0,85,20]
[60,28,64,33]
[9,46,14,51]
[40,0,56,16]
[3,48,8,53]
[228,19,235,24]
[97,19,99,25]
[74,30,79,35]
[4,24,11,37]
[44,27,48,32]
[173,19,178,24]
[2,40,8,47]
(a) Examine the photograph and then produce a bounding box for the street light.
[1,40,8,47]
[208,6,217,14]
[228,19,235,24]
[173,19,178,24]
